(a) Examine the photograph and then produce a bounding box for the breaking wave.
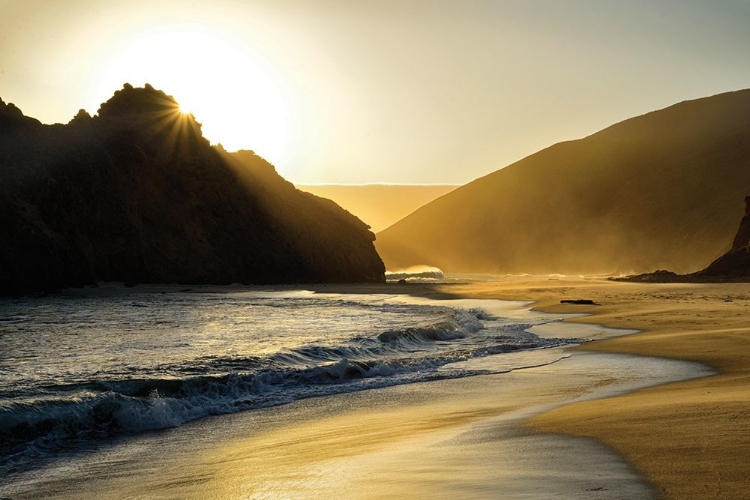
[385,265,445,281]
[0,297,582,476]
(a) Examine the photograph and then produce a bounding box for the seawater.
[0,287,585,477]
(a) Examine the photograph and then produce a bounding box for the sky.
[1,0,749,184]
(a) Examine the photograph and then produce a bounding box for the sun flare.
[89,24,296,173]
[177,102,193,116]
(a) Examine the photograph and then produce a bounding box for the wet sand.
[1,349,707,500]
[519,278,750,500]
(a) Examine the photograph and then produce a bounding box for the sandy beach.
[397,276,750,500]
[3,276,745,499]
[519,278,750,500]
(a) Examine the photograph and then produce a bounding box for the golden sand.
[424,277,750,500]
[313,277,750,498]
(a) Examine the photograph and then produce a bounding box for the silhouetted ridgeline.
[0,84,384,294]
[376,89,750,275]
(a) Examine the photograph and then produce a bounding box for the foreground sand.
[16,351,683,500]
[358,277,750,500]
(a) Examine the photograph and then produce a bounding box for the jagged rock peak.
[0,98,25,118]
[0,97,42,130]
[96,83,181,120]
[68,108,92,125]
[92,84,206,149]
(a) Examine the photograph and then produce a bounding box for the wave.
[377,307,483,343]
[385,265,445,281]
[0,306,581,475]
[0,358,469,472]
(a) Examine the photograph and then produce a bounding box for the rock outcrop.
[620,196,750,282]
[0,84,385,295]
[695,196,750,278]
[0,97,42,133]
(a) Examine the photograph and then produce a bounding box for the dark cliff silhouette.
[0,84,384,295]
[376,89,750,275]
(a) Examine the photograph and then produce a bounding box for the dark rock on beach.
[0,84,385,295]
[618,196,750,283]
[616,270,681,283]
[694,195,750,279]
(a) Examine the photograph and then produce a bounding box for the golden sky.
[1,0,749,184]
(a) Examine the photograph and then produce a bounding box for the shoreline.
[1,279,720,499]
[1,314,705,500]
[378,276,750,500]
[3,277,744,498]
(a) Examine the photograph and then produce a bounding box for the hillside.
[297,184,457,232]
[376,89,750,275]
[0,84,384,294]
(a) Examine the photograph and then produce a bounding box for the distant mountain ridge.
[297,184,457,233]
[376,89,750,275]
[0,84,385,294]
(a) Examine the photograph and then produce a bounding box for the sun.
[90,24,296,173]
[177,101,194,116]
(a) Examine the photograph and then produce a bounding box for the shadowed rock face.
[729,196,750,252]
[0,97,42,133]
[0,84,384,295]
[697,196,750,278]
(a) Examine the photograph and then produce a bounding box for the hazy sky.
[1,0,749,184]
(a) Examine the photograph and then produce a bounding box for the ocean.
[0,286,587,478]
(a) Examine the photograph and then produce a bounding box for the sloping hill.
[0,84,384,294]
[297,184,457,232]
[376,89,750,275]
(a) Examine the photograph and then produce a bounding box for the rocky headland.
[0,84,385,295]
